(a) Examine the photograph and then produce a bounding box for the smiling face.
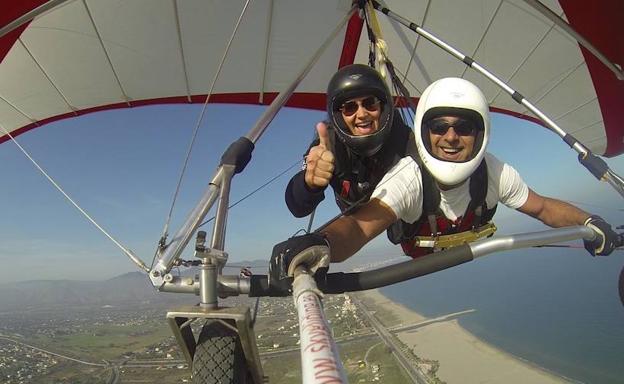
[340,95,382,136]
[426,115,476,162]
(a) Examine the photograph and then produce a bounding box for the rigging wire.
[0,124,149,272]
[364,2,417,127]
[198,158,301,228]
[158,0,252,251]
[387,61,416,126]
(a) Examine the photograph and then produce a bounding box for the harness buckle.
[412,222,497,250]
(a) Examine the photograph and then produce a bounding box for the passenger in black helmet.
[327,64,394,157]
[285,64,416,217]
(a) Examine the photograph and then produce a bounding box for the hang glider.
[1,0,623,157]
[3,3,624,383]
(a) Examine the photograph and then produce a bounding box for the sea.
[378,247,624,384]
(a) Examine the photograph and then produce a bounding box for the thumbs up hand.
[304,122,335,189]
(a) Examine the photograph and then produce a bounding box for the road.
[349,295,429,384]
[0,335,105,367]
[107,364,120,384]
[1,335,186,384]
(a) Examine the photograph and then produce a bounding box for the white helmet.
[414,77,490,186]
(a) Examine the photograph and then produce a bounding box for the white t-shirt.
[371,153,529,223]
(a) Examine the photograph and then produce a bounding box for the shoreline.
[356,289,571,384]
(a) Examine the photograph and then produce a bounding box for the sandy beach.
[357,289,569,384]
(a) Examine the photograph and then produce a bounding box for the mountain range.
[0,260,269,312]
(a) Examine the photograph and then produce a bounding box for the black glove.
[583,215,619,256]
[269,233,330,296]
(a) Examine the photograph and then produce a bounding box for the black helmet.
[327,64,393,157]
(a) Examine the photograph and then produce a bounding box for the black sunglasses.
[339,96,381,116]
[426,118,476,136]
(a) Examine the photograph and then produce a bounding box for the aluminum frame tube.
[469,225,594,259]
[323,244,474,294]
[199,263,217,307]
[605,171,624,199]
[218,275,250,296]
[247,225,602,297]
[159,274,250,295]
[150,167,224,286]
[0,0,70,38]
[211,165,235,251]
[161,275,197,294]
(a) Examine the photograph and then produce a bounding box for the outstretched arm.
[517,189,619,256]
[516,189,589,227]
[321,198,397,262]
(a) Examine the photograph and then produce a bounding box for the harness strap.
[427,214,438,236]
[473,205,483,231]
[423,158,489,234]
[330,117,411,211]
[466,160,488,229]
[387,158,496,250]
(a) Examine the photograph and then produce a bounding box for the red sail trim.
[1,1,48,62]
[0,93,327,144]
[559,0,624,157]
[1,26,29,63]
[1,94,549,144]
[338,12,364,69]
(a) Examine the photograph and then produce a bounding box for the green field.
[29,321,177,361]
[7,294,424,383]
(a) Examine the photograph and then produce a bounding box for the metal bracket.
[167,305,266,384]
[195,230,229,270]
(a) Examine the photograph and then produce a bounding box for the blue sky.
[1,103,623,282]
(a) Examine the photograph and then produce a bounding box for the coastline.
[356,289,570,384]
